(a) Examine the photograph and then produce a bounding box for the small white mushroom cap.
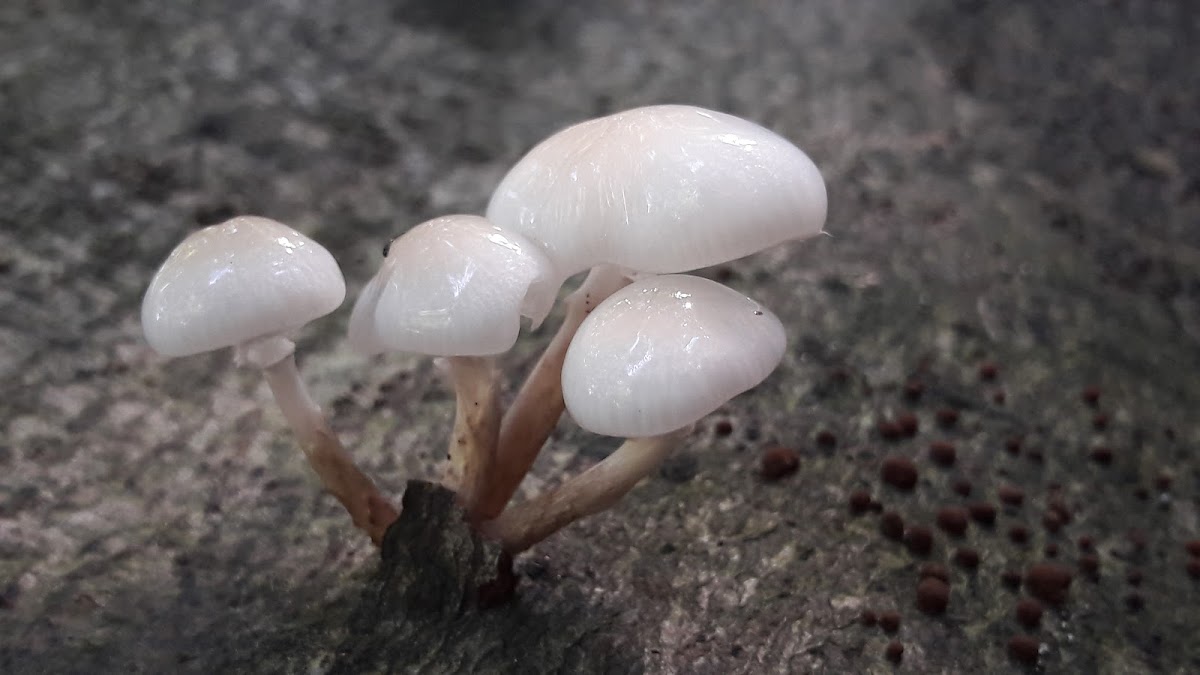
[486,104,827,281]
[142,216,345,358]
[347,214,555,357]
[561,274,786,438]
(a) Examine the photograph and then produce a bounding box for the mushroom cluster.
[142,105,827,561]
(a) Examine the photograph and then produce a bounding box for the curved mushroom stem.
[242,336,398,545]
[440,355,501,520]
[475,265,630,519]
[480,429,685,554]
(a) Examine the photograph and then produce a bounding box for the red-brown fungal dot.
[1025,563,1073,606]
[879,611,901,634]
[881,456,918,491]
[1001,569,1022,590]
[849,490,873,516]
[896,412,919,438]
[1079,554,1100,579]
[968,501,997,526]
[869,499,884,513]
[1015,598,1043,628]
[919,563,950,583]
[952,478,973,497]
[992,389,1006,405]
[1125,592,1144,612]
[1184,540,1200,557]
[935,407,959,428]
[1091,412,1109,430]
[878,419,903,441]
[861,609,878,627]
[1004,437,1022,455]
[1044,543,1059,558]
[1042,510,1063,533]
[929,441,957,467]
[885,640,904,663]
[954,547,980,570]
[904,525,934,556]
[1126,568,1143,586]
[903,379,925,402]
[881,511,905,541]
[937,507,970,537]
[1008,635,1040,665]
[979,362,999,381]
[998,484,1025,508]
[916,577,950,615]
[1081,385,1101,407]
[1026,448,1044,464]
[1187,559,1200,580]
[1009,525,1030,545]
[760,446,800,481]
[1077,536,1094,552]
[1090,446,1113,466]
[815,429,838,449]
[1047,497,1072,524]
[713,419,734,437]
[1128,529,1148,552]
[1154,473,1172,491]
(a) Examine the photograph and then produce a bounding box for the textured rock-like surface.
[2,0,1198,673]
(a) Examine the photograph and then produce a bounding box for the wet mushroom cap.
[487,104,827,283]
[561,274,786,437]
[347,215,555,357]
[141,216,345,358]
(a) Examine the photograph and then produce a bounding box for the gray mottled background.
[2,0,1198,673]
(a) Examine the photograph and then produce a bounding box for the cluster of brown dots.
[839,364,1195,667]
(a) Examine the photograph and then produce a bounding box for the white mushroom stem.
[241,336,398,545]
[440,355,501,520]
[481,430,684,554]
[476,265,630,519]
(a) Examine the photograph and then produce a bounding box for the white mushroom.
[347,214,554,518]
[483,274,786,553]
[486,104,827,282]
[142,215,396,544]
[478,105,824,517]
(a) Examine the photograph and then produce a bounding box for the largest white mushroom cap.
[486,104,827,282]
[562,274,786,438]
[347,214,555,357]
[142,216,346,358]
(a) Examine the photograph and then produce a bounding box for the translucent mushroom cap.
[486,104,827,283]
[141,216,346,358]
[347,215,555,357]
[562,274,786,438]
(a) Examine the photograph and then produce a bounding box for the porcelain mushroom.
[142,215,396,544]
[482,274,786,553]
[478,104,825,517]
[347,214,554,518]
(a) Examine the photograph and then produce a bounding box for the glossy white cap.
[347,215,555,357]
[142,216,345,358]
[486,105,827,281]
[561,274,785,437]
